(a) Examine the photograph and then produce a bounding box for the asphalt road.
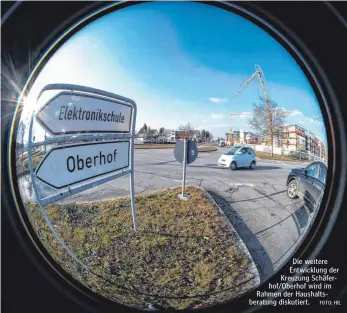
[18,147,314,283]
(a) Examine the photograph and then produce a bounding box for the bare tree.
[138,123,148,135]
[248,97,287,155]
[208,131,213,141]
[201,129,206,142]
[178,123,194,139]
[159,127,165,143]
[200,130,212,143]
[205,130,209,142]
[146,126,151,139]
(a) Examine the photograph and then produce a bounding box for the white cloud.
[209,97,228,103]
[210,113,224,119]
[235,111,253,119]
[211,124,230,128]
[289,110,302,116]
[305,116,323,127]
[281,108,303,116]
[291,113,323,127]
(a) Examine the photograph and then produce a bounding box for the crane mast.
[230,65,273,146]
[226,112,253,146]
[234,65,270,104]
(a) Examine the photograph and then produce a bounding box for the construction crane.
[226,112,253,146]
[228,64,273,146]
[233,65,270,102]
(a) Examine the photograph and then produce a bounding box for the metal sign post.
[174,138,198,200]
[26,83,138,273]
[129,93,137,231]
[180,138,189,200]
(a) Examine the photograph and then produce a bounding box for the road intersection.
[19,147,314,283]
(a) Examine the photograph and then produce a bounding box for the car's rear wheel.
[250,161,256,170]
[287,179,298,199]
[230,162,237,170]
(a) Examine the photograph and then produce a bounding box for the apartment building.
[282,125,306,151]
[136,129,159,139]
[282,124,326,157]
[163,129,176,141]
[232,130,240,142]
[245,132,259,144]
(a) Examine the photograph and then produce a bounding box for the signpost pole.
[22,84,139,275]
[130,102,137,231]
[182,138,187,197]
[27,113,88,271]
[174,138,197,200]
[130,147,137,232]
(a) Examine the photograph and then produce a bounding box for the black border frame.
[2,2,347,313]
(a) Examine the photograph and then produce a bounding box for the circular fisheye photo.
[13,2,328,311]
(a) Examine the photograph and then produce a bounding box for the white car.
[218,146,256,170]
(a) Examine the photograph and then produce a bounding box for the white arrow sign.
[36,92,133,135]
[36,141,130,189]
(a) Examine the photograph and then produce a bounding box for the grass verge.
[198,146,217,152]
[135,144,175,149]
[256,151,309,162]
[25,187,255,310]
[16,155,44,176]
[132,144,218,152]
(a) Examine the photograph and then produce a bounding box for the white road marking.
[174,179,189,183]
[276,161,291,167]
[285,161,310,166]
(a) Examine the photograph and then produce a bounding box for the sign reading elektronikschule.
[36,91,133,135]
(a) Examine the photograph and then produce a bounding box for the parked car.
[217,146,256,170]
[218,141,226,147]
[286,161,327,212]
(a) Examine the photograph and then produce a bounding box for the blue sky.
[22,1,326,145]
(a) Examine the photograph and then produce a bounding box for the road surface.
[18,147,315,283]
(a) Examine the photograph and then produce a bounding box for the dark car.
[286,161,327,212]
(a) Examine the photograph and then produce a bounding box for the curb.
[192,186,261,289]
